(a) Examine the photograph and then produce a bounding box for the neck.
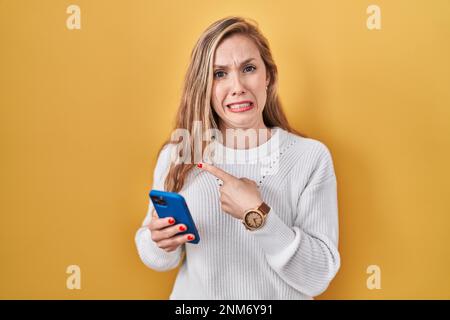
[218,123,273,150]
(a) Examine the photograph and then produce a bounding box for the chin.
[225,120,257,130]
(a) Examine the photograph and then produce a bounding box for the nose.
[230,74,246,96]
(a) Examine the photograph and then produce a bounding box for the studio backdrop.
[1,0,449,299]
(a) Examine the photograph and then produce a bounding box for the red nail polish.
[168,218,175,224]
[197,163,203,168]
[179,226,186,231]
[187,235,194,241]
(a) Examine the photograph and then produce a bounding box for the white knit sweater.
[135,127,340,299]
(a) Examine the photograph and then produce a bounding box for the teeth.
[228,103,252,109]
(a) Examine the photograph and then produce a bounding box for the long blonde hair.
[158,16,307,192]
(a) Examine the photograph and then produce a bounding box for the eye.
[214,70,226,79]
[244,65,256,73]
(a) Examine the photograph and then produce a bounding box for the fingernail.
[187,235,194,241]
[179,225,186,231]
[168,218,175,224]
[197,163,203,168]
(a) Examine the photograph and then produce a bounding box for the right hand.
[148,210,195,252]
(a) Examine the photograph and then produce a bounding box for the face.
[211,34,270,132]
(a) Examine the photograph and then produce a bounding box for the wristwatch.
[242,202,271,231]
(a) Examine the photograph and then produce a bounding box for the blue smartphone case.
[149,190,200,244]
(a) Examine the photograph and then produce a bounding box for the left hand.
[199,163,263,220]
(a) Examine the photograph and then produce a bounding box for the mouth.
[225,101,254,113]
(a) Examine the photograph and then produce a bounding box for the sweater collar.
[209,127,287,164]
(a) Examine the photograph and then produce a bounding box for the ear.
[266,72,271,87]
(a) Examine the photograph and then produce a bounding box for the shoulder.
[153,143,177,186]
[156,142,176,164]
[283,130,337,185]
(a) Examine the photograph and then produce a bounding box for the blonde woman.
[135,16,340,299]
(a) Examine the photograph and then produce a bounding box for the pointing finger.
[198,163,236,183]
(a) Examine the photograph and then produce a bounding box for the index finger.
[199,162,236,182]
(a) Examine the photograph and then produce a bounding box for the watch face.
[244,211,263,228]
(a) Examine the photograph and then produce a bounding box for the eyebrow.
[213,58,256,69]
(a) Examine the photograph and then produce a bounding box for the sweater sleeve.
[249,142,340,297]
[135,143,185,272]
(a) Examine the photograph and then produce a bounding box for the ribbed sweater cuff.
[136,227,182,271]
[249,208,298,256]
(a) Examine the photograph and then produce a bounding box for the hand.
[199,163,263,220]
[148,210,195,252]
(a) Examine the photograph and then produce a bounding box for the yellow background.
[1,0,449,299]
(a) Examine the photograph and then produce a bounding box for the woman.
[135,16,340,299]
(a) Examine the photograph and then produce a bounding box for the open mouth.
[226,102,254,113]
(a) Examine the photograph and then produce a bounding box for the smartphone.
[149,190,200,244]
